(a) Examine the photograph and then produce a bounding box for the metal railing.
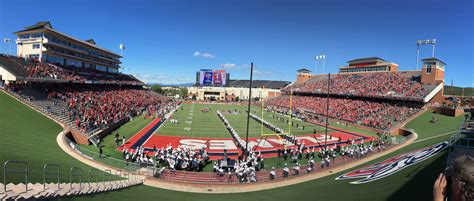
[63,135,134,170]
[88,169,100,187]
[104,170,112,184]
[1,159,135,195]
[3,160,29,192]
[69,167,82,188]
[43,163,60,190]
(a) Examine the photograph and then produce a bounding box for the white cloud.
[221,63,237,69]
[202,52,215,58]
[253,69,273,75]
[133,73,194,84]
[193,51,215,58]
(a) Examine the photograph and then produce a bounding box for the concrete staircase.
[0,179,143,200]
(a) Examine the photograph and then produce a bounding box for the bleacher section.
[266,95,422,131]
[263,70,438,131]
[288,71,433,101]
[447,110,474,166]
[4,81,174,145]
[0,54,143,85]
[0,54,30,77]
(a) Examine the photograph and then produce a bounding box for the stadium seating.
[4,82,174,138]
[287,72,432,101]
[0,54,144,85]
[265,95,423,130]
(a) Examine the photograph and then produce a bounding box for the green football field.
[0,90,467,201]
[156,102,340,138]
[78,102,376,164]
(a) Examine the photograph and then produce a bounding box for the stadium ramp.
[423,83,444,102]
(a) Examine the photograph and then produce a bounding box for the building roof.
[85,39,96,45]
[421,57,446,65]
[24,21,53,29]
[227,79,291,89]
[297,68,312,73]
[347,57,386,64]
[14,21,121,58]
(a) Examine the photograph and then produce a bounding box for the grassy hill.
[0,91,99,183]
[444,86,473,96]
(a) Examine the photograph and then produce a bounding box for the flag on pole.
[3,38,10,43]
[119,44,125,50]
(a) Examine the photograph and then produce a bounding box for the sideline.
[57,132,143,177]
[412,130,457,144]
[142,132,417,193]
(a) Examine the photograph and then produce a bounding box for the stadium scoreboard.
[195,69,230,86]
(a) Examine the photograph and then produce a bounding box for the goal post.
[258,86,293,148]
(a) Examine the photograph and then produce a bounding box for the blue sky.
[0,0,472,86]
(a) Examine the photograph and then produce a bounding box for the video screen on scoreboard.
[199,69,227,86]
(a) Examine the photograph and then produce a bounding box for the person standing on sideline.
[99,146,103,158]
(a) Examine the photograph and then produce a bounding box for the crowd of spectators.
[25,62,143,85]
[26,63,84,81]
[288,72,429,100]
[1,54,143,85]
[266,95,423,130]
[46,84,174,133]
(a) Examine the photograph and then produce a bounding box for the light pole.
[315,54,326,74]
[3,38,12,56]
[315,56,319,74]
[416,39,436,70]
[119,44,125,73]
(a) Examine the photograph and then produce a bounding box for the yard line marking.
[412,130,458,144]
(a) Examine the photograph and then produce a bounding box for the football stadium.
[0,1,473,201]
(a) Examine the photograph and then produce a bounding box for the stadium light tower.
[315,54,326,74]
[119,43,125,57]
[119,44,125,73]
[416,39,437,70]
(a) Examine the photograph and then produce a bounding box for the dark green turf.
[0,91,111,184]
[403,109,465,139]
[78,115,153,160]
[63,135,455,201]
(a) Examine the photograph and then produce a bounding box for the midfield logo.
[335,141,448,184]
